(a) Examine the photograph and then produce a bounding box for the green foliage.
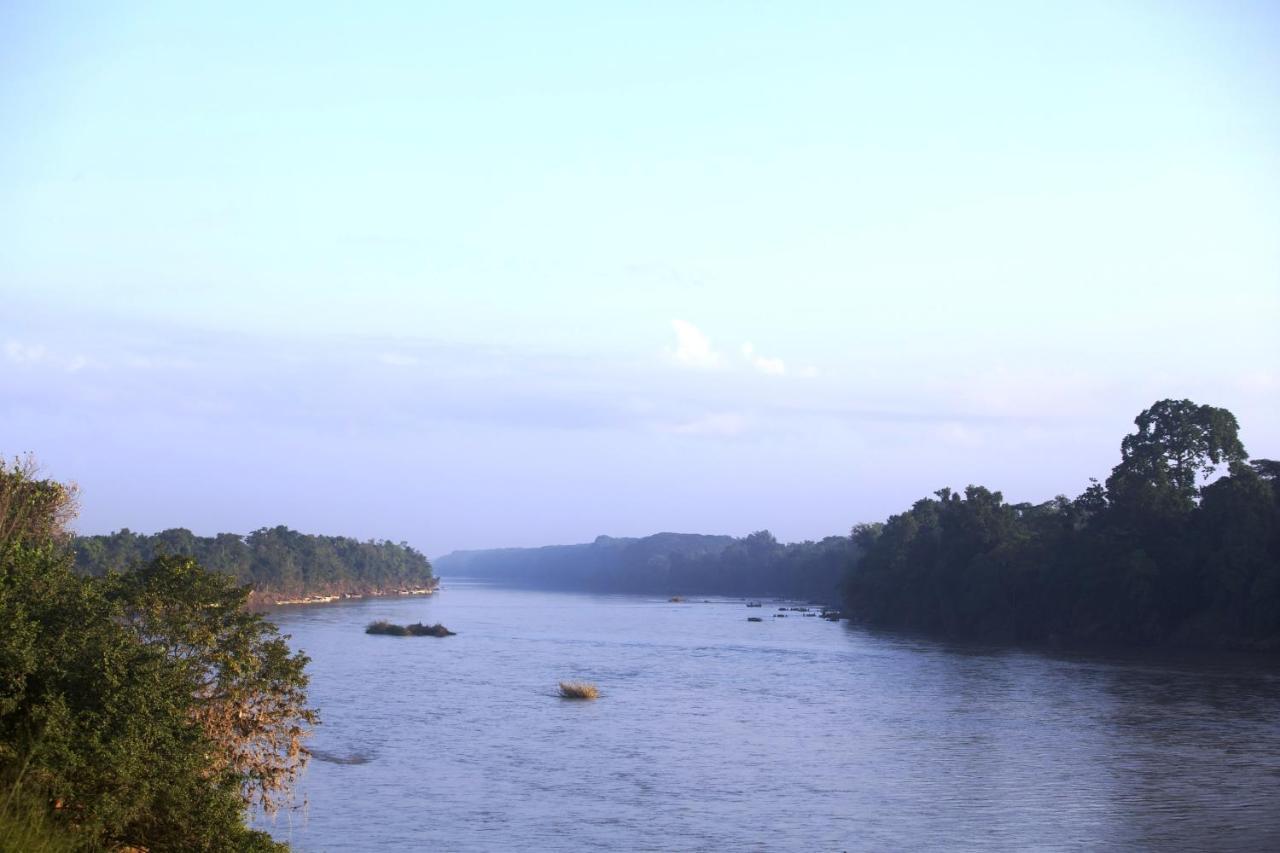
[1107,399,1246,511]
[106,556,316,813]
[366,620,411,636]
[1,464,300,851]
[365,621,454,637]
[1,762,83,853]
[73,525,434,598]
[0,456,78,553]
[844,400,1280,648]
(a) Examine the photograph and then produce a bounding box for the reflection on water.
[258,581,1280,852]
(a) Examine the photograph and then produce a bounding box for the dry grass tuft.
[558,681,600,700]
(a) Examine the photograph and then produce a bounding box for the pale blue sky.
[3,2,1277,554]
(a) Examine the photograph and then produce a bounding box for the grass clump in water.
[366,620,410,636]
[366,620,455,637]
[406,622,455,637]
[558,681,600,700]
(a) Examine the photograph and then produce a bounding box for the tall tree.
[1107,399,1247,509]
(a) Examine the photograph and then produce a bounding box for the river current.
[257,581,1280,851]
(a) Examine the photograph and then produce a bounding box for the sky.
[2,1,1278,556]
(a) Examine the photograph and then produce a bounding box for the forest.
[437,530,856,601]
[73,526,435,601]
[843,400,1280,648]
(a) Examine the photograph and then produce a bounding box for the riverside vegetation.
[365,620,455,637]
[0,458,314,852]
[439,399,1279,650]
[844,399,1280,648]
[73,526,435,605]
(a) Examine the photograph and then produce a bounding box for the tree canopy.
[1108,399,1247,510]
[843,400,1280,648]
[74,525,434,601]
[1,459,313,851]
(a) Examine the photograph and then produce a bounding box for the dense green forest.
[844,400,1280,649]
[1,459,312,851]
[74,526,435,601]
[437,530,856,601]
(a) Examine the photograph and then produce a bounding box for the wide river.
[257,581,1280,851]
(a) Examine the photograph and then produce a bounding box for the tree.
[108,556,317,814]
[1107,399,1247,508]
[0,455,78,550]
[1,460,303,850]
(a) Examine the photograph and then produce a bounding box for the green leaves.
[1,465,305,850]
[843,400,1279,648]
[1110,399,1248,509]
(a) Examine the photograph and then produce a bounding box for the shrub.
[558,681,599,700]
[365,620,410,636]
[366,621,454,637]
[405,623,455,637]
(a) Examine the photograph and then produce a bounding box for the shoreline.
[250,581,440,609]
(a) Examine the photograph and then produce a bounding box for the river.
[257,581,1280,851]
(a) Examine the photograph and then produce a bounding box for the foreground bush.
[0,459,308,851]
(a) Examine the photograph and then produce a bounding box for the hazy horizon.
[4,2,1277,555]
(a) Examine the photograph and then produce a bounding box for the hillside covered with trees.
[844,400,1280,649]
[437,530,856,601]
[74,526,435,602]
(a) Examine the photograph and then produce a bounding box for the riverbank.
[250,580,439,609]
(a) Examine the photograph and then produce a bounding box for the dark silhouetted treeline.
[437,530,856,601]
[844,400,1280,649]
[74,525,434,599]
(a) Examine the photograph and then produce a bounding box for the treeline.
[437,530,856,601]
[844,400,1280,649]
[74,526,434,600]
[1,458,312,851]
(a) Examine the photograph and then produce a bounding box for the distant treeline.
[844,400,1280,649]
[440,399,1279,650]
[74,525,434,598]
[437,531,855,601]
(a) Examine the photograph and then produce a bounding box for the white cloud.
[662,412,748,437]
[669,320,722,369]
[935,421,984,448]
[378,352,420,367]
[4,339,91,372]
[4,340,47,364]
[740,341,786,376]
[797,365,819,378]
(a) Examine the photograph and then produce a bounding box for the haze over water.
[260,582,1280,852]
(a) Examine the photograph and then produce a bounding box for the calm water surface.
[258,582,1280,851]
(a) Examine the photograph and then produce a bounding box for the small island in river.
[366,620,456,637]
